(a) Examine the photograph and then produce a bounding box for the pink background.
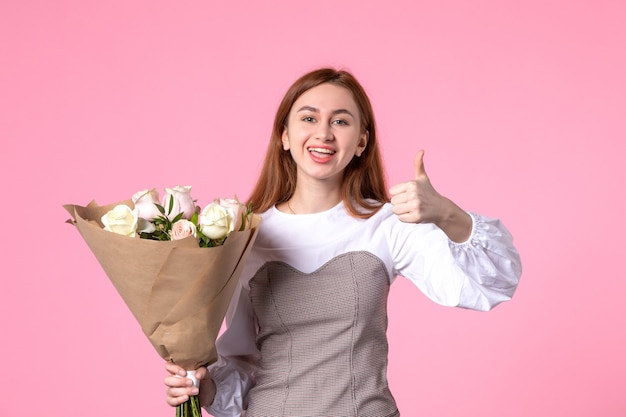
[2,1,625,416]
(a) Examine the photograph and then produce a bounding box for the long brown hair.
[248,68,389,219]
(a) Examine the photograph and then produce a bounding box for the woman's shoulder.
[356,200,395,223]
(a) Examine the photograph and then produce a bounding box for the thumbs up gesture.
[389,150,472,242]
[389,150,443,224]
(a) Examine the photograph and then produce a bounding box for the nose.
[314,121,334,141]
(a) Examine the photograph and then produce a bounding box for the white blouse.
[207,202,522,417]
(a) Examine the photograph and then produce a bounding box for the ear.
[355,130,369,157]
[281,128,290,150]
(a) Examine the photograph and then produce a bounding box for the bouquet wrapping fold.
[64,199,260,371]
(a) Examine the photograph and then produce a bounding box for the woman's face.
[282,83,368,187]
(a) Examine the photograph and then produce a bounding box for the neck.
[287,183,342,214]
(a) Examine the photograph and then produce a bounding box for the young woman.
[164,68,522,417]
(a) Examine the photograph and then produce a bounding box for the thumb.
[414,149,426,179]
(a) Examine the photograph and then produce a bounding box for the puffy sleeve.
[389,212,522,311]
[205,282,259,417]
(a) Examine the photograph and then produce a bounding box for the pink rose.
[170,219,197,240]
[217,197,247,232]
[132,189,161,221]
[162,186,196,220]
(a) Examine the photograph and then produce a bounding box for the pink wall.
[2,1,625,416]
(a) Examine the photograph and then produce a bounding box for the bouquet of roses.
[64,186,260,417]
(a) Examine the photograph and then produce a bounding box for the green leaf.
[172,212,184,223]
[239,213,246,231]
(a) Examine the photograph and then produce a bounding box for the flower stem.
[175,395,201,417]
[190,394,202,416]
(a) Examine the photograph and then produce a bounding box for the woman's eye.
[302,116,315,122]
[332,119,348,126]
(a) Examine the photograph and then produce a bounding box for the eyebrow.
[296,106,355,119]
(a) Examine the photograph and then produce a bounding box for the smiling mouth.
[307,147,336,155]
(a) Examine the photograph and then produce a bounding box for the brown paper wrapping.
[64,200,260,370]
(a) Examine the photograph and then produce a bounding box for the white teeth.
[308,147,335,155]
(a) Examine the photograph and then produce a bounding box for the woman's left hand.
[389,150,446,224]
[389,150,472,242]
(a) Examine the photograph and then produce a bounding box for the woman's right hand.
[164,362,216,408]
